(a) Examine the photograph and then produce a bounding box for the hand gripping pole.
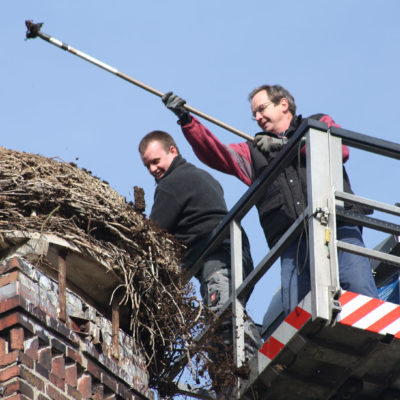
[25,20,254,142]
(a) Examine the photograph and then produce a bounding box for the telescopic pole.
[25,20,254,142]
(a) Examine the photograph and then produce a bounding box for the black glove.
[253,134,287,156]
[162,92,192,125]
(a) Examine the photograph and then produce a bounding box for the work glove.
[253,134,288,156]
[162,92,192,125]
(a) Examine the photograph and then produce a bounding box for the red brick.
[51,355,65,379]
[67,346,83,364]
[36,330,49,347]
[67,384,83,399]
[20,365,45,391]
[76,351,83,365]
[0,364,20,382]
[50,372,65,390]
[66,347,77,361]
[18,379,35,398]
[38,395,52,400]
[65,364,78,387]
[46,384,69,400]
[38,347,52,369]
[0,296,22,314]
[6,257,23,270]
[0,271,19,288]
[51,338,66,355]
[24,337,39,361]
[2,378,34,398]
[10,327,24,350]
[0,259,21,277]
[15,314,34,337]
[78,373,92,398]
[3,394,25,400]
[19,351,34,369]
[2,378,19,397]
[35,362,49,380]
[0,337,7,356]
[101,373,117,393]
[86,359,100,380]
[0,349,19,367]
[0,312,19,331]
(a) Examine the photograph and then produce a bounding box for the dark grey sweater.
[150,155,228,249]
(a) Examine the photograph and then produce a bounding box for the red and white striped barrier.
[259,291,400,362]
[337,291,400,338]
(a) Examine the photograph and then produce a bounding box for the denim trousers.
[281,224,379,316]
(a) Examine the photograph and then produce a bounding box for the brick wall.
[0,257,153,400]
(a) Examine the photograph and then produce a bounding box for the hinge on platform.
[329,287,342,326]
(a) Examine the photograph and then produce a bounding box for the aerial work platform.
[241,290,400,399]
[173,119,400,399]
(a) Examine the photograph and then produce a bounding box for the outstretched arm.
[182,116,253,186]
[161,92,254,185]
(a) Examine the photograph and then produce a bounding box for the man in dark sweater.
[138,130,262,365]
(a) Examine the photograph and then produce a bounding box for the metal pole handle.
[25,20,254,142]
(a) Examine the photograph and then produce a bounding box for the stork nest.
[0,146,233,394]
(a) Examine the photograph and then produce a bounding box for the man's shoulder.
[180,160,217,182]
[163,158,205,181]
[306,113,340,128]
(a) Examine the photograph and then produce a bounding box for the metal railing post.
[230,220,245,367]
[307,128,340,321]
[327,131,343,305]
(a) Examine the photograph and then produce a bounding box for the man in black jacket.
[138,130,262,364]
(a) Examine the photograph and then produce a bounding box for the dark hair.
[248,84,296,116]
[138,130,180,155]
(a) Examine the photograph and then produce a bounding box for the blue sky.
[2,1,400,326]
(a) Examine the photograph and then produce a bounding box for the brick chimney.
[0,234,154,400]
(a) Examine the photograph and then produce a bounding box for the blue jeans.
[281,224,379,316]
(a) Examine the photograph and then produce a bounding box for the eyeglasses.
[251,101,274,120]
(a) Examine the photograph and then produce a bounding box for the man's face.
[141,140,178,180]
[251,90,290,134]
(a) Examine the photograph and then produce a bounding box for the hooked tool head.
[25,20,44,39]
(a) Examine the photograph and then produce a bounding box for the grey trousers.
[199,257,262,360]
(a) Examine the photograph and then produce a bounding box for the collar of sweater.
[155,154,186,183]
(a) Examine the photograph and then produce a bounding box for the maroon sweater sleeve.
[181,116,253,186]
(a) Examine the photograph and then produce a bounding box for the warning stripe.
[352,301,398,330]
[338,290,358,306]
[285,306,312,329]
[340,297,384,326]
[260,335,285,360]
[338,291,400,337]
[259,301,312,360]
[367,304,400,333]
[259,291,400,363]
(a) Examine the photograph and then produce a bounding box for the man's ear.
[169,145,179,156]
[280,97,289,113]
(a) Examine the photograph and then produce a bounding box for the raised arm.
[162,92,254,186]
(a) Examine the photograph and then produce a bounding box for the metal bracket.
[329,287,342,327]
[314,207,330,226]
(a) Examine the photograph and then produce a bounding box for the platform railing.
[174,120,400,398]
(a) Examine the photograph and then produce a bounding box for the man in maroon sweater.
[162,84,378,317]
